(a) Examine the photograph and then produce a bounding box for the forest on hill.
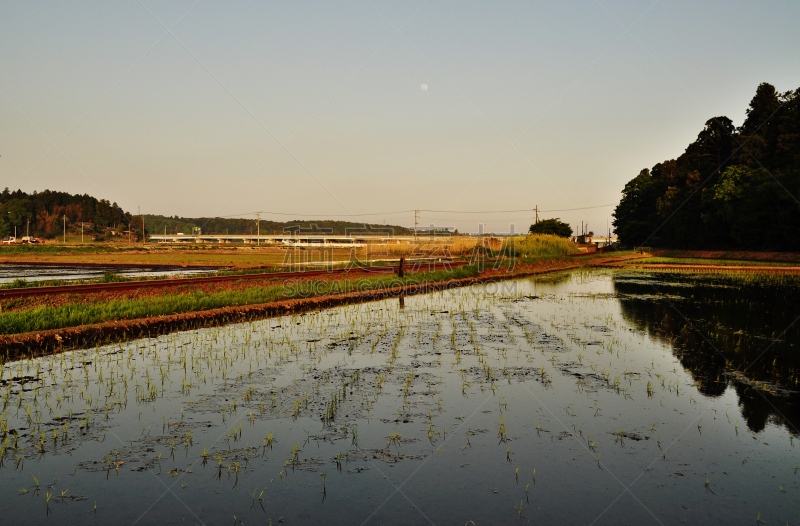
[612,82,800,250]
[0,188,136,239]
[0,188,414,241]
[144,215,414,237]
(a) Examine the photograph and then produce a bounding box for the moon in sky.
[420,84,428,91]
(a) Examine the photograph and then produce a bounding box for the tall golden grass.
[362,235,576,258]
[501,234,578,257]
[367,237,497,257]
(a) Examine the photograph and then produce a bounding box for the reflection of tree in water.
[613,272,800,434]
[528,270,573,287]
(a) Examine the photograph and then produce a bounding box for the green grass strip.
[0,265,479,335]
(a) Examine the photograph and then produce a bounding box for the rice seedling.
[498,415,508,443]
[704,477,715,494]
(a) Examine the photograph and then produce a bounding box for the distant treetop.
[528,218,573,237]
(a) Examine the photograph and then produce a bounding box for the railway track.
[0,261,468,299]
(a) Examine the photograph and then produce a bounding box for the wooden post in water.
[398,256,405,277]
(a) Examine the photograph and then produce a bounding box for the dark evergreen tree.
[613,83,800,250]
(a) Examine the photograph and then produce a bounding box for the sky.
[2,0,799,235]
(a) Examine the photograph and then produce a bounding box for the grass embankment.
[623,257,800,267]
[0,266,481,335]
[617,266,800,291]
[653,249,800,264]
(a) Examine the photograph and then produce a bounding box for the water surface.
[1,268,797,525]
[0,263,218,284]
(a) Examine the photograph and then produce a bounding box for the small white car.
[2,236,16,245]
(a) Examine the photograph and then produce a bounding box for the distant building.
[571,233,618,251]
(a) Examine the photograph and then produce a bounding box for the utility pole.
[414,210,419,238]
[256,212,261,246]
[63,215,66,244]
[26,219,29,239]
[534,205,539,224]
[139,206,145,244]
[81,222,84,243]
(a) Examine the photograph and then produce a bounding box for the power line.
[419,204,617,214]
[214,203,616,219]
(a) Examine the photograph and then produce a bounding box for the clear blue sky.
[2,0,799,234]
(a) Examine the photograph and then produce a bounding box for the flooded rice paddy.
[0,264,219,284]
[1,268,798,525]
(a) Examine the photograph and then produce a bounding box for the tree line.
[0,187,417,241]
[144,214,414,237]
[0,188,136,239]
[612,82,800,250]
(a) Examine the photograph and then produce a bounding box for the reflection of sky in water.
[0,263,216,283]
[0,269,796,525]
